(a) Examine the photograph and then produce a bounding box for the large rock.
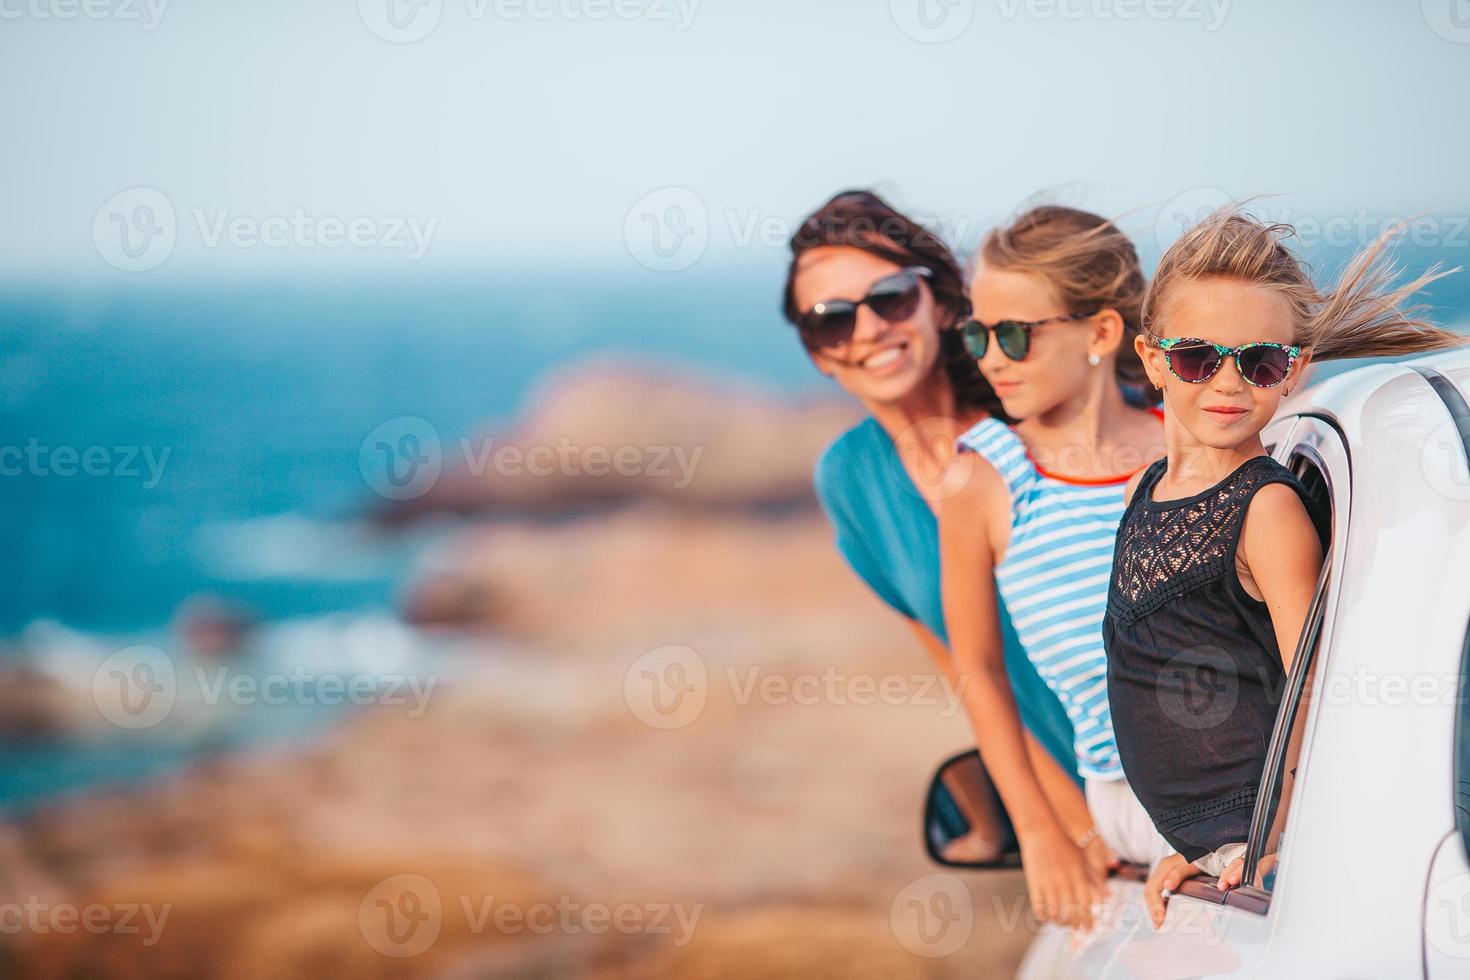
[0,664,77,740]
[1,509,1035,979]
[375,360,858,523]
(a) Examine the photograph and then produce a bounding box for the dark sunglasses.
[957,311,1093,362]
[797,266,932,350]
[1150,336,1301,388]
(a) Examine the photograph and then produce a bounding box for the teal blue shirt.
[813,417,1080,784]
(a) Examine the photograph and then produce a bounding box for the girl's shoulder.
[1122,456,1165,508]
[954,414,1016,455]
[955,415,1030,476]
[955,416,1035,510]
[1236,456,1328,549]
[1231,454,1309,500]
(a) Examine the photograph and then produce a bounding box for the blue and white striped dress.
[957,412,1161,781]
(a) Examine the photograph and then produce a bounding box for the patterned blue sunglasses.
[1149,336,1300,388]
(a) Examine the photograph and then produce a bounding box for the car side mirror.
[924,749,1155,882]
[923,748,1021,869]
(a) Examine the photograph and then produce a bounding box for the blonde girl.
[1103,206,1467,926]
[941,206,1171,932]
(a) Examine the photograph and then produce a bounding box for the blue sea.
[0,265,823,810]
[2,245,1466,811]
[0,268,821,635]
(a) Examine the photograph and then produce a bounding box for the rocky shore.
[1,366,1036,978]
[374,360,862,524]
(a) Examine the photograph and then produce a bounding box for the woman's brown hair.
[781,189,1007,420]
[1144,205,1467,362]
[979,205,1160,405]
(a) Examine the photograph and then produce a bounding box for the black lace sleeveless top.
[1103,454,1325,862]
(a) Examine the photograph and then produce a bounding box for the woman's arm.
[938,466,1107,930]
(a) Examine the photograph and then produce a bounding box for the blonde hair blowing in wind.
[1142,205,1468,362]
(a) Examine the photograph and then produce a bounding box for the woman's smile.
[856,340,910,376]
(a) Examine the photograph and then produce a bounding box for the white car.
[924,348,1470,978]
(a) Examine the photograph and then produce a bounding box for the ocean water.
[0,268,820,636]
[2,244,1466,810]
[0,266,820,809]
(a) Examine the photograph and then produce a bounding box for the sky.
[2,0,1469,280]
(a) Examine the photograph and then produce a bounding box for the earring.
[1087,354,1101,366]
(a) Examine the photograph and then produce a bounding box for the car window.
[1232,449,1337,903]
[1456,614,1470,863]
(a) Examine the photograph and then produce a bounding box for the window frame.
[1420,367,1470,866]
[1174,417,1348,915]
[1455,613,1470,866]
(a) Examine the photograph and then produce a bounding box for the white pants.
[1084,776,1176,870]
[1193,841,1248,877]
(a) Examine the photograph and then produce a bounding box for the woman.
[781,190,1105,897]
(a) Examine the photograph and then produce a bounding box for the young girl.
[941,206,1173,932]
[1104,206,1467,926]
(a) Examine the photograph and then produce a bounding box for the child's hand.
[1218,851,1277,890]
[1018,825,1110,932]
[1144,852,1200,929]
[1082,832,1120,881]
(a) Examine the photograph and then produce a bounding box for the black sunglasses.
[958,311,1093,362]
[1150,336,1301,388]
[797,266,932,350]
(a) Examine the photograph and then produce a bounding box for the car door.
[1422,366,1470,978]
[1080,413,1348,978]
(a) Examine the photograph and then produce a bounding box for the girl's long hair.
[1144,205,1467,360]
